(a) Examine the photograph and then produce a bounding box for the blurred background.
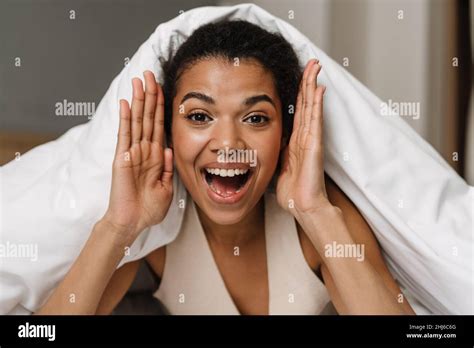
[0,0,472,185]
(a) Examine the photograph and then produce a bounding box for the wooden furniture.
[0,132,59,166]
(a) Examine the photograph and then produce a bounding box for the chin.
[197,206,254,226]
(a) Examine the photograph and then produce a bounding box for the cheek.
[250,127,282,175]
[171,118,206,172]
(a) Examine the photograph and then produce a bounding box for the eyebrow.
[180,92,276,108]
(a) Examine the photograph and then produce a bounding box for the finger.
[302,62,321,147]
[309,85,326,149]
[307,85,326,189]
[296,59,317,149]
[293,71,304,137]
[298,59,317,144]
[152,82,165,146]
[131,78,145,144]
[300,59,317,122]
[142,71,157,142]
[161,148,173,186]
[116,99,131,156]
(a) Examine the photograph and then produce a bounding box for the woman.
[36,20,415,315]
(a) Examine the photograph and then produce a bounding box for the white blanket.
[0,3,472,315]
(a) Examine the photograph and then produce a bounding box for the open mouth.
[201,166,254,203]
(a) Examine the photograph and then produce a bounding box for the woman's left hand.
[276,59,331,220]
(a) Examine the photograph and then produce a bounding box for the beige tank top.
[153,192,337,315]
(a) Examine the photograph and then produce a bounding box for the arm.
[320,177,414,314]
[35,220,131,315]
[36,71,173,314]
[276,59,414,315]
[300,203,414,314]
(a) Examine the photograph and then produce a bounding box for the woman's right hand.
[102,70,174,245]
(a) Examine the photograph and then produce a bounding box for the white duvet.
[0,3,472,315]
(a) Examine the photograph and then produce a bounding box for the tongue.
[211,175,242,195]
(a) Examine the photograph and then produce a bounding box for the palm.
[112,141,171,229]
[276,59,328,216]
[105,71,173,240]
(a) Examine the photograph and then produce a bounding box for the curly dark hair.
[161,19,302,147]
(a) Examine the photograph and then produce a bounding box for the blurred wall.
[0,0,216,135]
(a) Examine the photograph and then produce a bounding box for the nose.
[209,116,246,153]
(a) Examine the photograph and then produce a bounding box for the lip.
[200,161,253,171]
[200,165,255,205]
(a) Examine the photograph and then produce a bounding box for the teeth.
[205,168,249,177]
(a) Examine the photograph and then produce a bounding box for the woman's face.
[171,57,282,225]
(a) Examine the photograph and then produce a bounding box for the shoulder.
[324,174,361,220]
[323,174,386,261]
[299,175,398,289]
[145,245,166,279]
[96,259,141,314]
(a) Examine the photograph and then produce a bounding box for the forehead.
[175,57,279,102]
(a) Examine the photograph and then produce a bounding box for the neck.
[196,198,265,246]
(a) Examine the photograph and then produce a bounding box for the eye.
[243,114,269,125]
[186,112,213,124]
